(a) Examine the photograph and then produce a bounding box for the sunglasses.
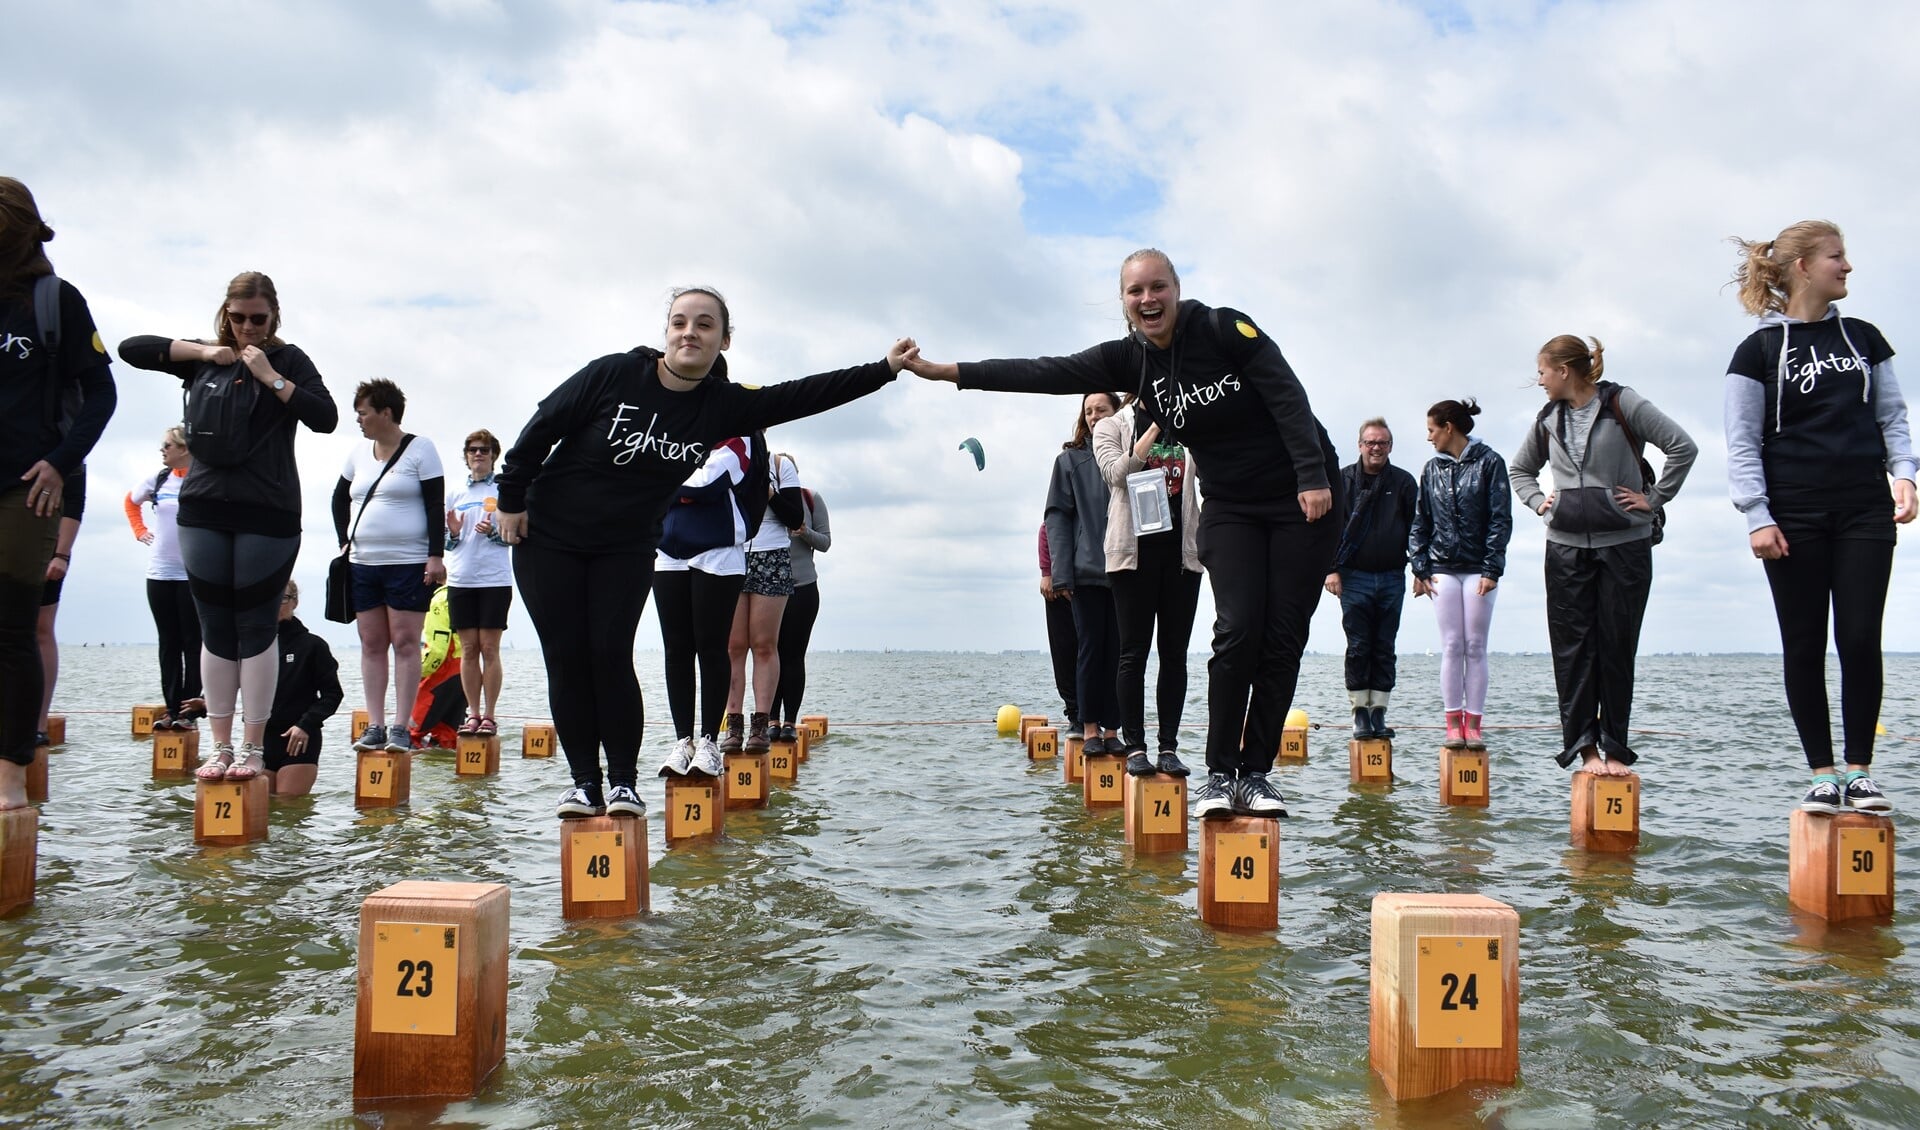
[227,311,272,327]
[465,446,495,455]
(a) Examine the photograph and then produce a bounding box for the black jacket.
[1334,461,1418,572]
[1410,440,1512,579]
[269,616,344,735]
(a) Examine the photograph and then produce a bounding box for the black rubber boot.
[1352,707,1375,740]
[1369,706,1395,741]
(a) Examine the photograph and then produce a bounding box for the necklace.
[661,359,706,384]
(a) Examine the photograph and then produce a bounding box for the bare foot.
[1578,750,1605,775]
[0,760,28,810]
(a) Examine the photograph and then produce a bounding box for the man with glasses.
[1325,419,1418,740]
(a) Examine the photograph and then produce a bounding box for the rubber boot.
[1463,712,1486,750]
[1443,710,1467,749]
[1369,705,1395,741]
[1352,707,1374,740]
[744,712,771,753]
[719,712,745,754]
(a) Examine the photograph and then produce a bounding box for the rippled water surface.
[4,649,1917,1127]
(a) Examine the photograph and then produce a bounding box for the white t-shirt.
[445,474,513,588]
[342,436,445,566]
[655,436,751,576]
[748,453,801,552]
[129,467,188,581]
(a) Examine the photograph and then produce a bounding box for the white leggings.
[1433,572,1496,714]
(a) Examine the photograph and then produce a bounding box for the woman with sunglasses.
[119,271,338,782]
[125,427,202,732]
[446,428,512,736]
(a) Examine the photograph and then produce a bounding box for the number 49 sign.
[1414,935,1503,1048]
[370,922,460,1036]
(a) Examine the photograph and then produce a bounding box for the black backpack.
[1533,382,1665,546]
[32,274,85,439]
[181,355,262,467]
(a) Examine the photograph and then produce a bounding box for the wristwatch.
[272,378,286,391]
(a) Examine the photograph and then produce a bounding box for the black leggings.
[770,581,820,723]
[1198,501,1339,775]
[1045,593,1078,729]
[0,485,56,767]
[177,526,298,661]
[147,578,203,716]
[1110,536,1202,751]
[513,542,653,789]
[1762,509,1895,771]
[1069,584,1120,732]
[655,567,745,740]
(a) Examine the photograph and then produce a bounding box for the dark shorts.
[40,576,63,607]
[448,585,513,631]
[262,724,321,772]
[743,548,795,597]
[351,561,433,614]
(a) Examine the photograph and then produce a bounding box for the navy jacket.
[1409,439,1512,579]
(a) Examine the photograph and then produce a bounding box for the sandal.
[197,743,235,780]
[457,715,482,736]
[478,717,498,737]
[225,743,266,781]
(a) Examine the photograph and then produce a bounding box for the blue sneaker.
[1843,773,1892,813]
[354,723,388,752]
[1799,775,1844,815]
[1235,772,1289,817]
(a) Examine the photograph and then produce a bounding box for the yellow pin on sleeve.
[1414,935,1503,1048]
[569,830,626,902]
[370,922,461,1036]
[1141,780,1182,835]
[1235,319,1258,339]
[1836,826,1891,897]
[92,330,106,354]
[1212,831,1271,903]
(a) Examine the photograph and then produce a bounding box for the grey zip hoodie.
[1509,384,1697,548]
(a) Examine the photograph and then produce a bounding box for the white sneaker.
[657,736,694,778]
[690,735,724,778]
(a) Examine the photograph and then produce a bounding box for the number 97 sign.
[370,922,460,1036]
[1414,935,1503,1048]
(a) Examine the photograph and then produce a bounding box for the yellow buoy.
[1285,708,1309,730]
[996,705,1021,736]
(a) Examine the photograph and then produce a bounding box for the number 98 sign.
[370,922,461,1036]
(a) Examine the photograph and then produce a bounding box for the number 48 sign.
[1414,935,1503,1048]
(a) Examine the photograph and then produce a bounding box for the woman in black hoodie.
[261,579,343,798]
[906,248,1341,821]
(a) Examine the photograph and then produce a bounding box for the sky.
[8,0,1920,658]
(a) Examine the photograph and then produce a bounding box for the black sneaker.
[556,784,606,818]
[33,731,50,748]
[605,784,646,818]
[1124,751,1155,777]
[1192,773,1235,820]
[1235,772,1289,817]
[1799,776,1844,815]
[1154,750,1191,777]
[1082,736,1108,756]
[1843,773,1893,813]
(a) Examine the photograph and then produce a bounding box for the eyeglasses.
[280,594,297,603]
[1361,440,1392,448]
[227,311,271,327]
[465,446,494,455]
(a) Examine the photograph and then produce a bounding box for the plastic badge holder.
[1127,468,1171,536]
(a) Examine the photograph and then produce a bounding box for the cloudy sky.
[10,0,1919,656]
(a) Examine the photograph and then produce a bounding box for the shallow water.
[4,648,1916,1127]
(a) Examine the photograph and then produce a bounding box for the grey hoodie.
[1509,384,1697,548]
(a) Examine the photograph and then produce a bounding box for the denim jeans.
[1338,568,1405,693]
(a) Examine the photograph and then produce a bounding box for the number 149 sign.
[1414,934,1504,1048]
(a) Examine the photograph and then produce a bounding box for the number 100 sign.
[370,922,461,1036]
[1414,934,1503,1048]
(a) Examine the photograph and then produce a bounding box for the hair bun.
[37,223,54,242]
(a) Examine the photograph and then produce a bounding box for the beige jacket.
[1091,406,1202,574]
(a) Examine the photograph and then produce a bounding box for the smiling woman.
[493,286,914,820]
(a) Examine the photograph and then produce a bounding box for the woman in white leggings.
[1409,398,1511,749]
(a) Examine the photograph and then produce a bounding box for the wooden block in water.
[800,714,828,740]
[1369,892,1520,1101]
[1790,810,1894,922]
[152,729,201,778]
[1018,714,1048,741]
[561,816,648,919]
[664,778,722,842]
[1277,726,1309,762]
[793,727,810,763]
[455,735,500,777]
[521,723,556,759]
[767,744,798,782]
[353,880,509,1100]
[131,703,163,738]
[194,776,270,846]
[1349,738,1393,784]
[1570,770,1639,852]
[351,709,370,742]
[724,753,768,810]
[0,808,36,916]
[1062,737,1085,785]
[1440,748,1488,807]
[1124,773,1187,853]
[1199,817,1280,929]
[356,749,412,809]
[1083,754,1124,809]
[44,715,65,747]
[26,745,46,805]
[1027,726,1058,760]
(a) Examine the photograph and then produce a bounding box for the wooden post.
[1199,817,1280,929]
[767,744,798,783]
[664,778,722,843]
[194,777,270,846]
[1026,726,1058,760]
[793,728,811,763]
[1277,726,1309,762]
[0,808,36,916]
[353,880,509,1100]
[520,723,556,759]
[1570,770,1640,852]
[25,744,46,805]
[1124,773,1188,853]
[1083,753,1125,809]
[1790,810,1894,922]
[455,735,500,777]
[724,753,768,810]
[561,816,648,919]
[1350,738,1393,784]
[43,715,65,746]
[351,709,370,743]
[1018,714,1047,742]
[131,703,164,737]
[768,733,802,773]
[799,714,828,740]
[1440,748,1488,807]
[356,749,412,809]
[1062,737,1085,785]
[1369,893,1520,1101]
[152,729,201,778]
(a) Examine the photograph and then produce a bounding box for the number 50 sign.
[370,922,461,1036]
